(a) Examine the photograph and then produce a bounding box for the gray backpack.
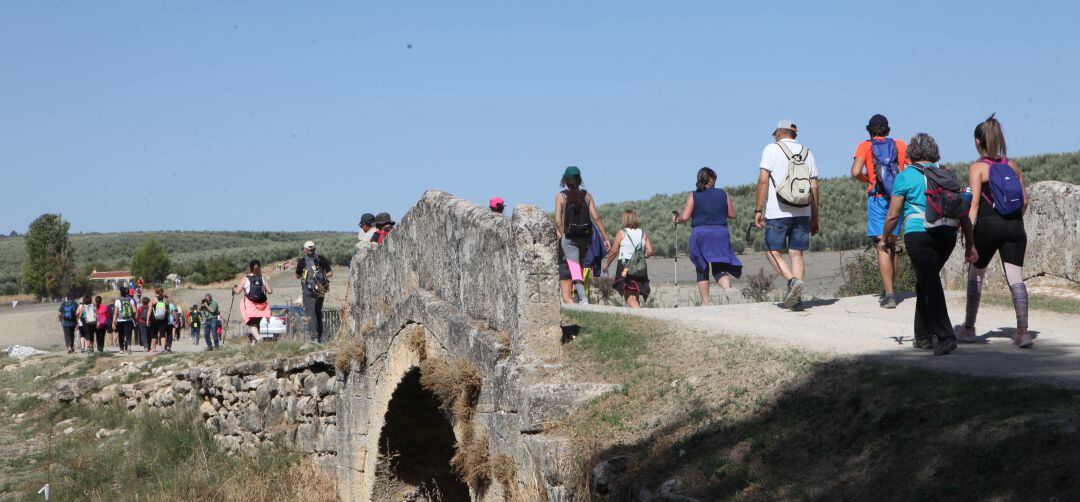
[623,230,648,281]
[771,142,813,207]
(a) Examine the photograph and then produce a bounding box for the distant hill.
[596,151,1080,257]
[0,231,356,294]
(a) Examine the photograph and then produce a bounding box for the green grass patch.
[983,290,1080,315]
[2,402,334,501]
[563,310,654,372]
[563,311,1080,500]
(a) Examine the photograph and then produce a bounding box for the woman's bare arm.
[675,193,693,224]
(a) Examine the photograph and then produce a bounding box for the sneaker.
[783,279,804,309]
[1018,332,1034,349]
[913,338,934,350]
[880,294,897,309]
[954,325,981,343]
[934,337,957,356]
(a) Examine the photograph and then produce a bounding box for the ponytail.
[974,113,1007,160]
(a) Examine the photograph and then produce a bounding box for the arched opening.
[373,367,470,501]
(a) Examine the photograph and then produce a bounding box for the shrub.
[836,248,916,297]
[741,267,776,302]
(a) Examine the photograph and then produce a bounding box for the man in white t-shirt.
[753,119,820,309]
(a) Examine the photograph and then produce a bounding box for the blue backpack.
[870,138,900,196]
[60,301,77,323]
[983,158,1024,216]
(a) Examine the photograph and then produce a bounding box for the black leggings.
[905,230,957,342]
[973,212,1026,269]
[116,322,133,351]
[62,326,76,350]
[95,326,107,352]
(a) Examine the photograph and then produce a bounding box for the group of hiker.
[555,114,1031,355]
[56,238,346,352]
[56,287,224,354]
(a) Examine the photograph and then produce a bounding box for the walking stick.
[224,292,236,340]
[672,211,679,308]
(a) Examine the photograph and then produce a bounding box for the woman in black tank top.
[956,115,1032,348]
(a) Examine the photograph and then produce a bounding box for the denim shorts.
[764,216,811,251]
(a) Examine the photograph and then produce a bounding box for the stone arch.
[372,366,470,501]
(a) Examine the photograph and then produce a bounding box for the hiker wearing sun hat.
[754,119,821,310]
[295,240,333,342]
[370,212,395,244]
[554,165,611,304]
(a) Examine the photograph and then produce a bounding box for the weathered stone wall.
[340,190,610,501]
[79,351,342,461]
[943,181,1080,289]
[349,189,562,361]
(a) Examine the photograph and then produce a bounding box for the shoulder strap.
[624,229,641,250]
[775,141,795,160]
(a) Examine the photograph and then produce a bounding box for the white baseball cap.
[775,119,797,131]
[303,241,315,249]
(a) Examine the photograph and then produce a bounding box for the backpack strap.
[624,229,642,251]
[775,141,796,160]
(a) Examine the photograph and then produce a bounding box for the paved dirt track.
[568,292,1080,389]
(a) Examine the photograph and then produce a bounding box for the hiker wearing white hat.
[753,119,820,310]
[295,240,333,342]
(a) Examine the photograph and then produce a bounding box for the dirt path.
[568,293,1080,389]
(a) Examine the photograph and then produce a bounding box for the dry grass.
[492,452,517,498]
[450,425,491,495]
[219,458,338,502]
[407,325,427,361]
[335,335,366,375]
[419,357,482,424]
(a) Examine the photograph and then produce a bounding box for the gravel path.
[567,293,1080,389]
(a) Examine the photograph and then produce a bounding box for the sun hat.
[563,166,581,179]
[774,119,797,132]
[303,241,315,249]
[489,197,504,209]
[374,212,395,226]
[359,213,375,226]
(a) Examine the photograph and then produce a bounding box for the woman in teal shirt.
[879,133,976,356]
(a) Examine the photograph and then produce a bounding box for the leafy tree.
[20,214,76,299]
[130,237,171,282]
[8,230,16,237]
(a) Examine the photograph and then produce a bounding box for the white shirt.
[618,228,644,260]
[758,138,819,219]
[360,228,377,242]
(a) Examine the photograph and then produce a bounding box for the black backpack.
[910,163,966,230]
[563,190,593,239]
[246,274,267,303]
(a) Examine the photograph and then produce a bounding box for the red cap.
[489,197,504,209]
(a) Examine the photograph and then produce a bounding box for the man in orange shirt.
[851,114,907,309]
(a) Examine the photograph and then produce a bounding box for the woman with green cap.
[554,166,610,304]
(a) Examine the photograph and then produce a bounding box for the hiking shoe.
[954,324,981,343]
[934,337,957,356]
[880,294,897,309]
[1018,332,1034,349]
[783,279,804,309]
[913,338,934,350]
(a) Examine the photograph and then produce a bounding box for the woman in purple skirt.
[674,167,742,305]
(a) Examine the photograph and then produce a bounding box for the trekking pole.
[224,292,235,341]
[672,211,679,308]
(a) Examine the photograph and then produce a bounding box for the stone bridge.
[336,190,611,501]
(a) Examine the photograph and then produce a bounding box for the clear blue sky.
[2,1,1077,233]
